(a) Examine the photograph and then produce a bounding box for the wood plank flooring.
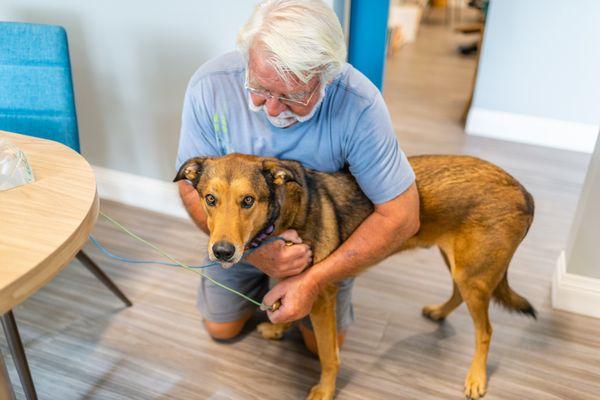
[2,12,598,400]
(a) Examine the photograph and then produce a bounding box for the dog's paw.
[306,383,334,400]
[422,304,446,322]
[464,367,487,399]
[257,322,286,340]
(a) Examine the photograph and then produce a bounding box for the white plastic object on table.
[0,136,35,191]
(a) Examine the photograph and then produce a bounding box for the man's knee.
[203,315,251,340]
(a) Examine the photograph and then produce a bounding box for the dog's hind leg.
[423,281,462,322]
[306,285,339,400]
[422,247,463,321]
[452,229,514,400]
[460,285,492,400]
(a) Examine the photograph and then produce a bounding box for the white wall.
[1,0,335,181]
[552,138,600,318]
[467,0,600,153]
[565,138,600,279]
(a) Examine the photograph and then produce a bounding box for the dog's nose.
[212,241,236,261]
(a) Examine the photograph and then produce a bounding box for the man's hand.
[263,270,320,323]
[244,230,312,279]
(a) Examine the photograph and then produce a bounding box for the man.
[176,0,419,352]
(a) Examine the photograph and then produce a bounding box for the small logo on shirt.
[212,112,232,155]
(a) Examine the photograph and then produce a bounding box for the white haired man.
[176,0,420,352]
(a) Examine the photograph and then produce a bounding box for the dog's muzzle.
[212,240,236,262]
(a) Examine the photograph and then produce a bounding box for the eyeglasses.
[244,70,320,107]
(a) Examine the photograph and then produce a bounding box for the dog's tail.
[493,274,537,319]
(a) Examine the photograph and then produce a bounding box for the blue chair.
[0,21,132,399]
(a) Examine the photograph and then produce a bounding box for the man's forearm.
[178,181,210,234]
[306,184,420,289]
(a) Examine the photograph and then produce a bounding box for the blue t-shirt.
[176,52,414,204]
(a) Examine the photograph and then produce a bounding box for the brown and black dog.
[174,153,536,400]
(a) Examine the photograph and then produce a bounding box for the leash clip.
[260,300,282,312]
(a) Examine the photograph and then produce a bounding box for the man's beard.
[247,86,326,128]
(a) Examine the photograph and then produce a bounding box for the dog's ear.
[262,159,304,187]
[173,157,208,187]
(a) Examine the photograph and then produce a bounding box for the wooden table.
[0,131,99,398]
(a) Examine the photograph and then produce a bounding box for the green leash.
[98,210,278,311]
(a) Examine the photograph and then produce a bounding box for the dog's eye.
[241,195,254,208]
[205,194,216,206]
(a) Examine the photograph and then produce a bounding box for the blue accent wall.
[348,0,390,90]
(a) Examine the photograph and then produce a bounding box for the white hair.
[237,0,347,85]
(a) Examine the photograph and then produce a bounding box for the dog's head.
[174,153,305,267]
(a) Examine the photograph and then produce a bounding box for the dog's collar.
[245,224,275,251]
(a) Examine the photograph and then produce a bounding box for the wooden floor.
[3,13,599,400]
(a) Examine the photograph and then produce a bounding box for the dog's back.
[404,155,534,248]
[303,154,534,253]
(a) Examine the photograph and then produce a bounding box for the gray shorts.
[197,261,355,331]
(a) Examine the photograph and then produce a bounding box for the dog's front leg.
[307,284,339,400]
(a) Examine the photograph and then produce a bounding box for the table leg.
[76,250,133,307]
[1,311,38,400]
[0,349,16,400]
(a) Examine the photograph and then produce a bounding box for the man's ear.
[173,157,208,187]
[262,159,304,187]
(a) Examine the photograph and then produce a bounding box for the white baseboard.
[552,251,600,319]
[92,165,188,219]
[466,108,598,153]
